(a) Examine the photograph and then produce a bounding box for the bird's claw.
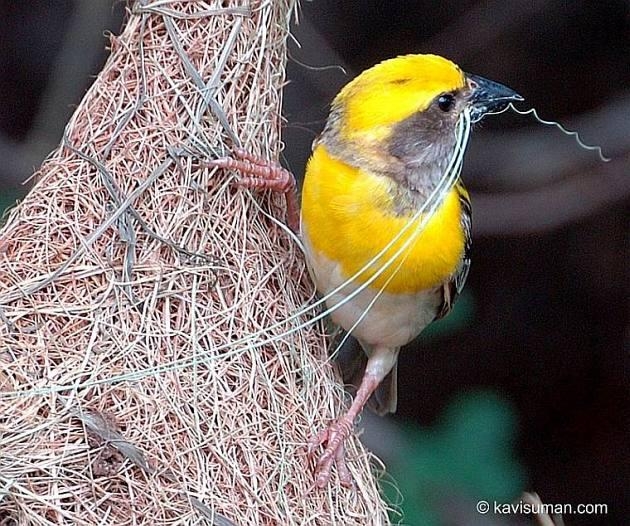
[307,420,354,488]
[204,148,300,232]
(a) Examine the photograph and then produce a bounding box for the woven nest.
[0,1,391,524]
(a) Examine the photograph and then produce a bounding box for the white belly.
[304,238,441,349]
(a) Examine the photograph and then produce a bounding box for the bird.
[208,54,522,488]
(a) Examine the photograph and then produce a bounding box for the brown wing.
[435,183,471,320]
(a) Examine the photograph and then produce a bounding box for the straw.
[0,1,391,524]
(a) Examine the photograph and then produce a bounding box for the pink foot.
[308,418,354,488]
[204,147,299,232]
[305,371,385,489]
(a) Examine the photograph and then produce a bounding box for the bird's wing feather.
[435,183,471,320]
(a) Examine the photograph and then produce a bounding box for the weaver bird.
[210,54,521,488]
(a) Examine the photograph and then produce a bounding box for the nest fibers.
[0,1,393,524]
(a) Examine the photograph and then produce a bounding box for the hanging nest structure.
[0,1,391,524]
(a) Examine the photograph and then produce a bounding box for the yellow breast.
[301,145,466,295]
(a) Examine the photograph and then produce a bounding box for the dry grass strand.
[0,1,391,524]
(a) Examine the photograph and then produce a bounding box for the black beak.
[467,73,523,123]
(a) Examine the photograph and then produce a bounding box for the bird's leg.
[307,371,382,488]
[309,347,399,488]
[204,147,300,232]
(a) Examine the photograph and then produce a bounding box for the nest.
[0,1,391,524]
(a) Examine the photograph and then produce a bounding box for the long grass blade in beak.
[467,73,523,122]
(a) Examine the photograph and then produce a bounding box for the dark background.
[0,1,628,525]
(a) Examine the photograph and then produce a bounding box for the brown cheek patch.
[387,104,457,163]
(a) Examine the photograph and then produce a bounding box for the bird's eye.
[437,93,456,112]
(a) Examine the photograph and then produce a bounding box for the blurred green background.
[1,1,628,524]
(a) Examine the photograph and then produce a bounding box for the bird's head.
[325,54,521,174]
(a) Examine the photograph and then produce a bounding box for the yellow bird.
[211,54,521,488]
